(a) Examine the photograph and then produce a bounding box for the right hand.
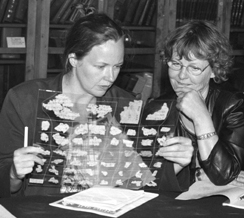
[156,136,193,168]
[11,146,44,180]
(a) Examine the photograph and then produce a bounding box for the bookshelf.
[34,0,165,98]
[229,0,244,71]
[0,0,37,108]
[156,0,233,94]
[0,0,236,108]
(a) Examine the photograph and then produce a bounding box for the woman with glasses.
[146,20,244,191]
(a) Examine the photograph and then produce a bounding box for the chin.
[93,90,107,98]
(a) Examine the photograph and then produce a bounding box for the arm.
[200,92,244,185]
[0,88,38,197]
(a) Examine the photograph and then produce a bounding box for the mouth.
[176,80,191,87]
[99,84,112,90]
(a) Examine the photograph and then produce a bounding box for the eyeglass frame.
[167,60,210,76]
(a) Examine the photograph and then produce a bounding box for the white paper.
[176,180,244,209]
[0,205,16,218]
[6,37,25,48]
[50,186,158,217]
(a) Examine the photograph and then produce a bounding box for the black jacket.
[155,80,244,191]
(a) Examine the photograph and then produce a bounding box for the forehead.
[85,39,124,62]
[172,50,198,61]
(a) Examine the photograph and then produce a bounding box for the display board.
[28,89,178,193]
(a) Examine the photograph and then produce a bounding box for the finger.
[15,165,37,178]
[164,137,191,146]
[163,156,191,167]
[14,147,44,156]
[14,153,44,166]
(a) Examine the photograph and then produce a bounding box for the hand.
[175,87,209,122]
[11,146,44,180]
[156,136,193,168]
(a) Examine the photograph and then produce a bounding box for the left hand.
[156,136,193,168]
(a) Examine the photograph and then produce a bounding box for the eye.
[189,66,201,71]
[172,61,181,67]
[115,65,122,69]
[96,65,105,69]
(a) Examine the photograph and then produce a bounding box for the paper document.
[176,180,244,209]
[50,186,158,217]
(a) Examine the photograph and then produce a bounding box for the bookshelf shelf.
[122,26,156,31]
[48,47,155,55]
[0,60,25,64]
[230,27,244,33]
[0,48,26,54]
[0,24,27,28]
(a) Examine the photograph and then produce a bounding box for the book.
[236,0,244,26]
[189,0,197,21]
[176,0,184,25]
[2,0,19,23]
[0,0,9,23]
[48,31,66,69]
[49,0,66,22]
[140,72,153,103]
[68,4,86,23]
[113,0,131,24]
[145,0,156,26]
[114,74,131,90]
[205,0,214,21]
[125,74,139,92]
[0,27,22,58]
[13,0,28,23]
[132,74,147,95]
[231,0,239,26]
[240,4,244,27]
[138,0,152,25]
[51,0,72,24]
[132,0,147,25]
[59,0,79,24]
[123,0,140,25]
[50,186,158,217]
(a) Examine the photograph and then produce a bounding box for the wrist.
[10,165,22,181]
[197,131,217,140]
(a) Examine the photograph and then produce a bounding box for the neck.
[62,73,96,105]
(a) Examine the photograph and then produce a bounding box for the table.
[0,192,244,218]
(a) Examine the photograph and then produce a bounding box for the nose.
[178,66,189,79]
[105,67,116,82]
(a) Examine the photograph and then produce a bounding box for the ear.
[68,53,77,67]
[210,71,215,78]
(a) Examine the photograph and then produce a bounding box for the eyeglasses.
[167,60,210,76]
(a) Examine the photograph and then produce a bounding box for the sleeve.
[200,92,244,185]
[159,160,190,192]
[0,88,35,197]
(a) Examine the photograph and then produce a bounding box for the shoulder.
[8,74,63,99]
[3,74,63,113]
[209,81,244,114]
[11,74,62,94]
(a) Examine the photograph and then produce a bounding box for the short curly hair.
[163,21,233,83]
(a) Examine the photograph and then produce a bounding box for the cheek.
[168,72,178,86]
[196,73,211,87]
